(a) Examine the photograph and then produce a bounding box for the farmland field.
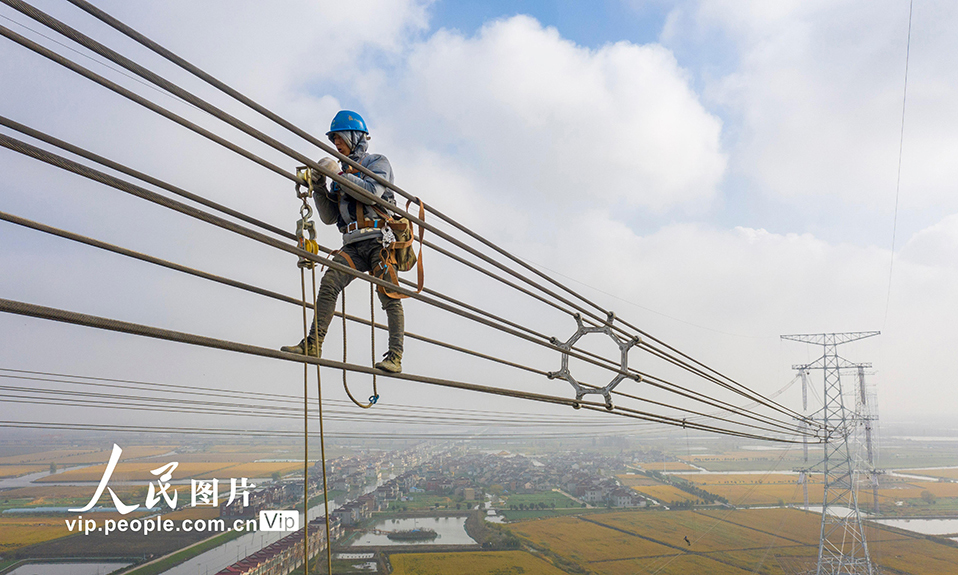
[628,484,702,503]
[501,491,578,508]
[0,510,150,554]
[616,473,663,487]
[390,550,568,575]
[192,461,304,479]
[592,553,756,575]
[901,468,958,480]
[36,461,237,482]
[504,508,958,575]
[0,449,99,465]
[0,447,174,466]
[0,516,72,554]
[592,511,796,552]
[639,461,700,472]
[685,473,814,485]
[684,451,804,472]
[0,465,48,478]
[510,515,675,561]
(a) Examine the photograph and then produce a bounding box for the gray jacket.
[314,131,396,245]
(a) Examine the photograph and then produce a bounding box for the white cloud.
[672,0,958,212]
[513,210,958,417]
[899,213,958,269]
[385,15,726,212]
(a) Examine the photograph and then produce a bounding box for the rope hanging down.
[294,167,332,574]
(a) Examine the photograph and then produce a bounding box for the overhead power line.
[0,205,809,437]
[0,297,814,444]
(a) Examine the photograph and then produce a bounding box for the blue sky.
[430,0,668,48]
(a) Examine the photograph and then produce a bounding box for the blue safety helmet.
[326,110,368,137]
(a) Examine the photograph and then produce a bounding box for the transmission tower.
[782,331,880,575]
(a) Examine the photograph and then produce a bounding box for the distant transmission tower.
[782,331,880,575]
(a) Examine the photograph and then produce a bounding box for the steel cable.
[0,296,812,443]
[0,209,809,435]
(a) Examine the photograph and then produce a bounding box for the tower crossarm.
[792,358,872,371]
[781,331,880,346]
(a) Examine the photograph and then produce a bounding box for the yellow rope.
[298,267,310,574]
[295,166,332,574]
[312,265,333,575]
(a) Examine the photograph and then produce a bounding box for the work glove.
[317,157,340,175]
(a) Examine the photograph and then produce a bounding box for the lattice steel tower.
[782,331,880,575]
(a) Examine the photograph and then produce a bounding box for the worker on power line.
[281,110,404,373]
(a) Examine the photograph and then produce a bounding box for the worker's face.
[332,133,351,155]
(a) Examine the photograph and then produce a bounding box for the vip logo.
[259,510,299,532]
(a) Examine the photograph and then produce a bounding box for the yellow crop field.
[0,447,174,466]
[640,461,700,472]
[37,461,236,482]
[503,508,950,575]
[616,473,663,487]
[688,450,790,461]
[701,482,815,506]
[0,465,48,478]
[871,537,958,574]
[193,461,304,479]
[0,516,71,553]
[695,508,825,545]
[594,511,796,553]
[140,451,291,463]
[511,516,674,561]
[1,484,139,502]
[902,468,958,480]
[0,449,98,465]
[594,554,756,575]
[853,480,958,506]
[687,473,816,485]
[390,550,568,575]
[629,484,701,503]
[0,511,147,553]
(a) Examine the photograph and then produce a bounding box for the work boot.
[280,335,322,357]
[374,350,402,373]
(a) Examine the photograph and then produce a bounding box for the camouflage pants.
[309,238,404,355]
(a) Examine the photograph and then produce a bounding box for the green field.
[501,491,578,508]
[384,493,467,511]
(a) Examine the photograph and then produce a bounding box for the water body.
[7,562,130,575]
[350,516,475,546]
[160,478,391,575]
[872,518,958,536]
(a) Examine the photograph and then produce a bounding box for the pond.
[350,516,476,546]
[871,518,958,536]
[7,563,130,575]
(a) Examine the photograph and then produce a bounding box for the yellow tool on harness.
[295,167,320,268]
